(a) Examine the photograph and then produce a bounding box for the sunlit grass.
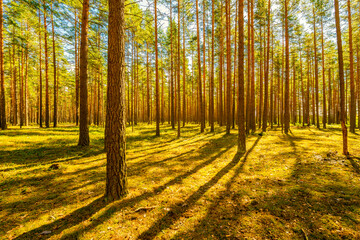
[0,123,360,239]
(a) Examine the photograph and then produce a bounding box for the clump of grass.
[0,124,359,239]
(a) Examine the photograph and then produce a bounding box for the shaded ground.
[0,124,360,239]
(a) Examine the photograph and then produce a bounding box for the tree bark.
[347,0,355,133]
[106,0,127,201]
[238,0,246,152]
[262,0,271,132]
[43,0,50,128]
[196,0,204,132]
[321,17,326,129]
[226,0,231,134]
[38,4,43,127]
[0,0,5,130]
[313,8,319,129]
[209,0,215,132]
[155,0,160,136]
[284,0,290,134]
[51,1,57,127]
[334,0,348,155]
[78,0,90,146]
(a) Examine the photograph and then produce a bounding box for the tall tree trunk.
[284,0,290,133]
[0,0,5,130]
[202,0,206,127]
[25,25,29,126]
[51,1,57,127]
[259,26,263,129]
[219,2,223,127]
[146,43,150,124]
[170,0,175,129]
[357,44,360,129]
[78,0,90,146]
[262,0,271,132]
[196,0,204,132]
[38,4,43,127]
[347,0,355,133]
[155,0,160,136]
[328,68,332,124]
[246,0,251,134]
[75,10,79,126]
[20,42,24,128]
[43,0,50,128]
[313,8,319,129]
[292,57,296,124]
[182,7,186,127]
[232,2,238,130]
[250,0,255,132]
[226,0,231,134]
[238,0,246,152]
[320,18,326,129]
[334,0,348,155]
[106,0,127,201]
[177,0,181,137]
[209,0,215,132]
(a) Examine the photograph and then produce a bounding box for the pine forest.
[1,0,360,239]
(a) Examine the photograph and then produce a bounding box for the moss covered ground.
[1,124,360,239]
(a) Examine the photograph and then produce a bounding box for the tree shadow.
[172,133,360,239]
[0,137,105,171]
[137,136,262,240]
[13,133,236,239]
[348,157,360,174]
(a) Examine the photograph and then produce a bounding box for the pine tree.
[78,0,90,146]
[106,0,127,201]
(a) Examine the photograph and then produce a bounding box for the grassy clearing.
[1,123,360,239]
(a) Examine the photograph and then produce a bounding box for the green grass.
[1,123,360,239]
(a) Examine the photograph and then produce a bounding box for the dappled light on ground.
[1,124,360,239]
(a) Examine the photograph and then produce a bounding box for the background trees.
[0,0,358,155]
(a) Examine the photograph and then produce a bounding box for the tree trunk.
[43,0,50,128]
[262,0,271,132]
[177,0,181,137]
[238,0,246,152]
[202,0,206,127]
[219,2,223,127]
[182,7,186,127]
[106,0,127,201]
[328,68,332,124]
[78,0,90,146]
[250,0,255,132]
[313,8,319,129]
[51,1,57,127]
[226,0,231,134]
[357,44,360,129]
[209,0,215,132]
[196,0,204,133]
[284,0,290,133]
[0,0,5,130]
[246,0,251,134]
[334,0,348,155]
[170,0,175,129]
[347,0,355,133]
[321,18,326,129]
[155,0,160,136]
[38,5,42,127]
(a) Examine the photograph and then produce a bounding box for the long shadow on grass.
[175,133,360,239]
[137,136,262,240]
[15,133,236,239]
[170,136,262,239]
[0,137,105,172]
[348,157,360,174]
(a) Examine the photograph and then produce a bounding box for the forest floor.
[1,123,360,240]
